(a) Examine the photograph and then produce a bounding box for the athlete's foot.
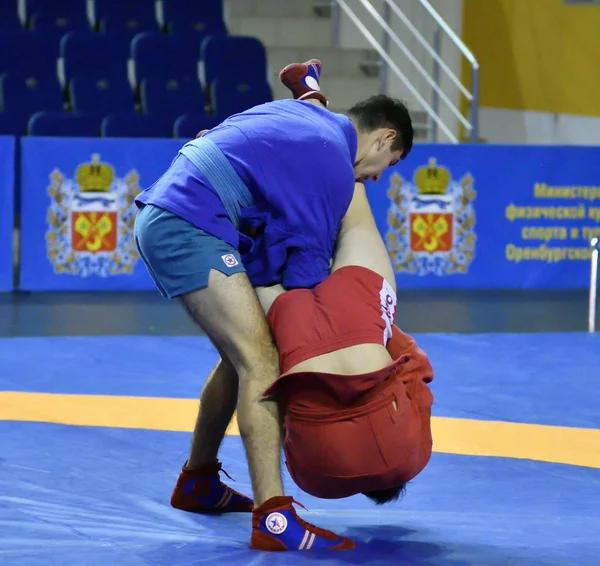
[279,59,328,107]
[250,496,355,551]
[170,460,253,513]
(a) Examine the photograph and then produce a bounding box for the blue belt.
[179,137,254,228]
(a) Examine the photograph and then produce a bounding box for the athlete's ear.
[383,129,396,144]
[377,129,395,151]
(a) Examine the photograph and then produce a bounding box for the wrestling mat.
[1,332,599,565]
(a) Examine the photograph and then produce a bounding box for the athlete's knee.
[230,331,280,382]
[209,353,238,386]
[205,308,278,381]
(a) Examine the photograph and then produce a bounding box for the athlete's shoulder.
[234,98,352,127]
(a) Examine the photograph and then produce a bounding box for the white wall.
[479,108,600,146]
[337,0,466,142]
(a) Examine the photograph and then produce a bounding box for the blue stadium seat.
[30,11,92,41]
[0,73,64,118]
[211,77,272,118]
[0,112,27,135]
[69,76,134,117]
[167,19,226,44]
[60,32,129,82]
[23,0,88,24]
[162,0,224,27]
[131,32,199,83]
[96,0,160,42]
[201,35,267,86]
[98,16,160,43]
[141,77,205,121]
[0,2,23,31]
[28,111,101,136]
[0,33,58,79]
[173,113,221,139]
[101,112,173,138]
[94,0,157,26]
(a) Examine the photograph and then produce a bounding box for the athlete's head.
[362,483,407,505]
[348,95,413,183]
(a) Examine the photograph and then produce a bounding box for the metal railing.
[328,0,479,143]
[590,237,599,333]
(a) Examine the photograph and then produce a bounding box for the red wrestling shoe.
[279,59,328,107]
[170,460,253,513]
[250,496,355,551]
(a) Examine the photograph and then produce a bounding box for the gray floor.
[0,289,592,337]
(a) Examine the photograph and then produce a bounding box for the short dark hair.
[362,483,407,505]
[347,95,414,159]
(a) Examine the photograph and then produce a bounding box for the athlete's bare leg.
[179,271,283,505]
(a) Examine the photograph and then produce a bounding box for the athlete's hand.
[196,129,210,138]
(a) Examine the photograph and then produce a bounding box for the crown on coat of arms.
[414,157,451,195]
[75,154,115,192]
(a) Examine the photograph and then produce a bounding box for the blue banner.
[20,137,184,291]
[0,136,15,291]
[366,144,600,289]
[17,139,600,291]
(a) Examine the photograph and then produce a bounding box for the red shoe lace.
[216,461,234,482]
[215,462,253,502]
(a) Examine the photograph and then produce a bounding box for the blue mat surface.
[1,333,599,565]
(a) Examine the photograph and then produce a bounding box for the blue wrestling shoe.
[250,496,355,551]
[279,59,329,107]
[170,460,253,513]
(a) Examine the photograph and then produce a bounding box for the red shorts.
[266,265,397,375]
[264,267,434,499]
[277,327,434,499]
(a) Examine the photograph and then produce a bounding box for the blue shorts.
[134,204,246,298]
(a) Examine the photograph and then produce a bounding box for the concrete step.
[227,16,333,48]
[266,46,379,80]
[411,109,431,141]
[225,0,319,19]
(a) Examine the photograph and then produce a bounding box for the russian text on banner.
[367,144,600,289]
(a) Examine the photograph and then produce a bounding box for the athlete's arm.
[331,182,396,292]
